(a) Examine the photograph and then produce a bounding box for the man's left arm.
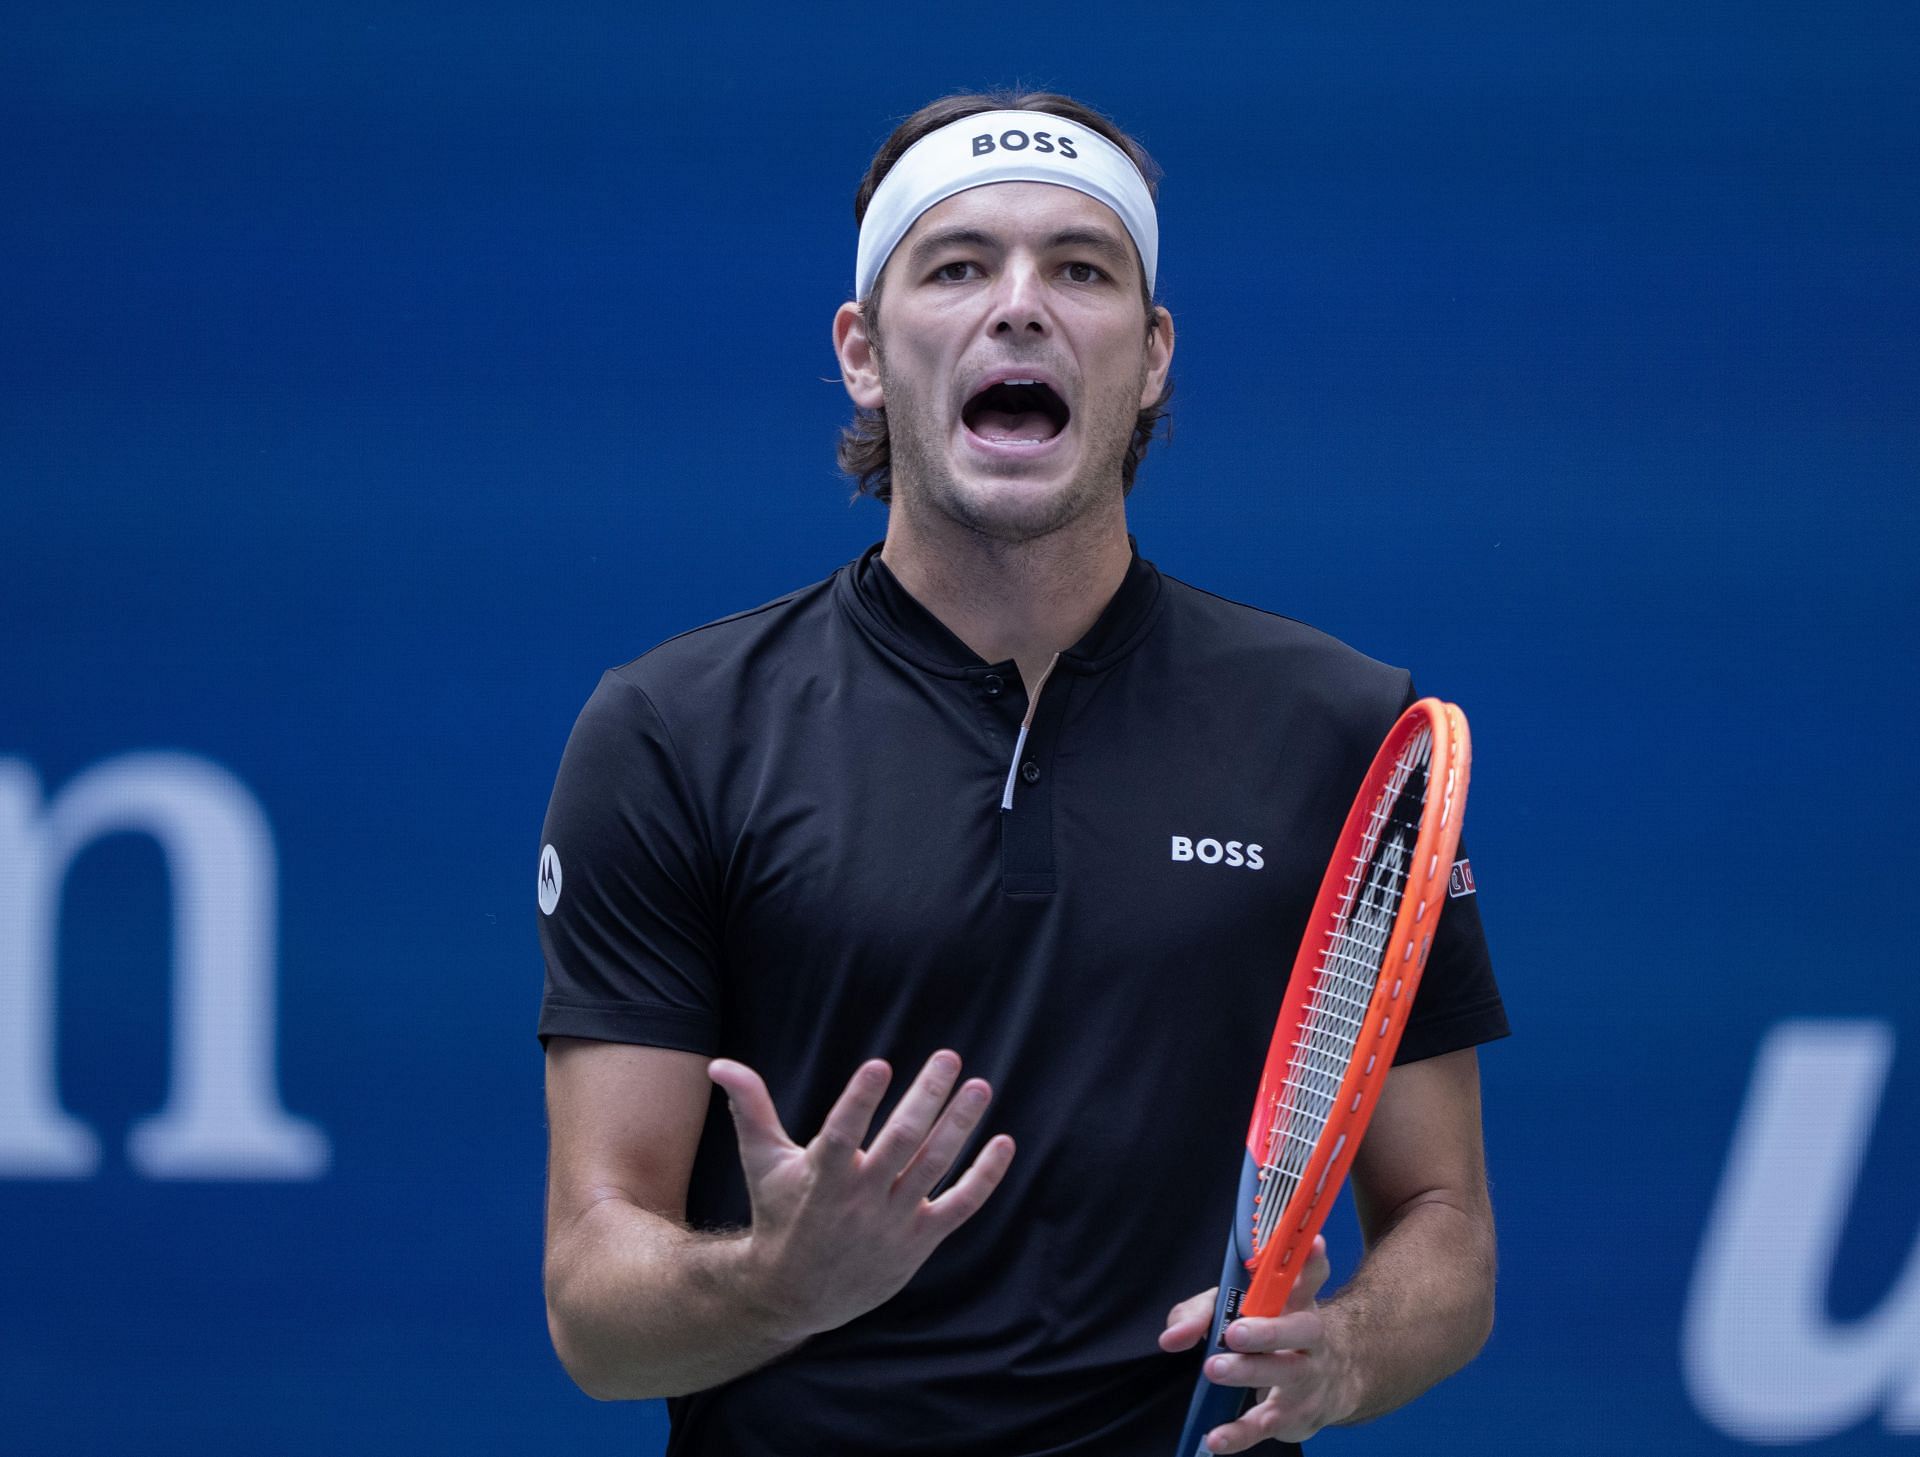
[1161,1046,1496,1451]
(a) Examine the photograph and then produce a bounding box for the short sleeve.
[535,670,723,1052]
[1393,833,1508,1064]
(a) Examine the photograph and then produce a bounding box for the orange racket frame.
[1175,697,1471,1456]
[1241,696,1470,1312]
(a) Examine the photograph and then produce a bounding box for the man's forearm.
[1323,1193,1497,1426]
[545,1196,807,1401]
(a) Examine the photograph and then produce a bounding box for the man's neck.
[879,496,1133,693]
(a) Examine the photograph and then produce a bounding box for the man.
[537,91,1508,1456]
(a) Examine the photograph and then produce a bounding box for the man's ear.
[834,301,884,410]
[1140,304,1175,410]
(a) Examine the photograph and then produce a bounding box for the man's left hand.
[1158,1236,1357,1452]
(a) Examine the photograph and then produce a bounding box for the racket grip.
[1172,1230,1255,1456]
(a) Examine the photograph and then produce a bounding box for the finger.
[812,1059,892,1167]
[1170,1287,1219,1326]
[1158,1287,1219,1352]
[920,1133,1015,1239]
[1224,1309,1323,1356]
[891,1078,992,1202]
[1206,1348,1310,1389]
[863,1050,962,1179]
[1286,1235,1331,1311]
[1203,1413,1262,1456]
[708,1059,796,1182]
[1203,1403,1290,1455]
[1205,1390,1321,1452]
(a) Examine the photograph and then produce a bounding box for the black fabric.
[537,543,1509,1457]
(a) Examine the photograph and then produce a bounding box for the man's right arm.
[542,1036,1014,1401]
[543,1038,792,1399]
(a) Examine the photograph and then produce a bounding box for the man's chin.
[929,465,1114,546]
[889,424,1120,543]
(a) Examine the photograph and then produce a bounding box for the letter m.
[0,754,328,1179]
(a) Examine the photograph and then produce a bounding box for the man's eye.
[1064,262,1106,284]
[932,261,979,283]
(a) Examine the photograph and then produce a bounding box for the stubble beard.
[879,352,1145,548]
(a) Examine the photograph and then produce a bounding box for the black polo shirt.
[538,543,1508,1457]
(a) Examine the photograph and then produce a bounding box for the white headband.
[854,109,1158,301]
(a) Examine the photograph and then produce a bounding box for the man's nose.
[990,260,1049,336]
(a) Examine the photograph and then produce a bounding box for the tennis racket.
[1174,697,1471,1456]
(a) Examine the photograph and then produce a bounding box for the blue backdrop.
[5,3,1916,1452]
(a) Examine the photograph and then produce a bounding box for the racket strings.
[1251,727,1432,1253]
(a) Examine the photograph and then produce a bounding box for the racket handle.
[1172,1230,1255,1456]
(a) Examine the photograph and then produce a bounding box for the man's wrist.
[725,1231,821,1350]
[1315,1299,1371,1427]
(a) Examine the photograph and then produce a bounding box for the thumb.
[709,1059,795,1181]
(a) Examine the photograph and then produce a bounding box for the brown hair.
[837,90,1172,503]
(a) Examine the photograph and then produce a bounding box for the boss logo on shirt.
[1170,836,1264,870]
[1449,858,1476,898]
[971,129,1079,159]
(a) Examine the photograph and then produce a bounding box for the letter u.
[1683,1020,1920,1440]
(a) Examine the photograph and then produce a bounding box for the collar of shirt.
[838,540,1165,680]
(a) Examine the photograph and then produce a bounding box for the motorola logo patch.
[538,843,563,915]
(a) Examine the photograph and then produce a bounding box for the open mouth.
[962,379,1071,445]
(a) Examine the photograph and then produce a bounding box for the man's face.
[843,181,1173,544]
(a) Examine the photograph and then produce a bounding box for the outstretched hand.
[709,1050,1015,1341]
[1158,1236,1356,1452]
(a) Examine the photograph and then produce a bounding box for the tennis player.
[537,90,1508,1456]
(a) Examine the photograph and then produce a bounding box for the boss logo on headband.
[972,130,1079,160]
